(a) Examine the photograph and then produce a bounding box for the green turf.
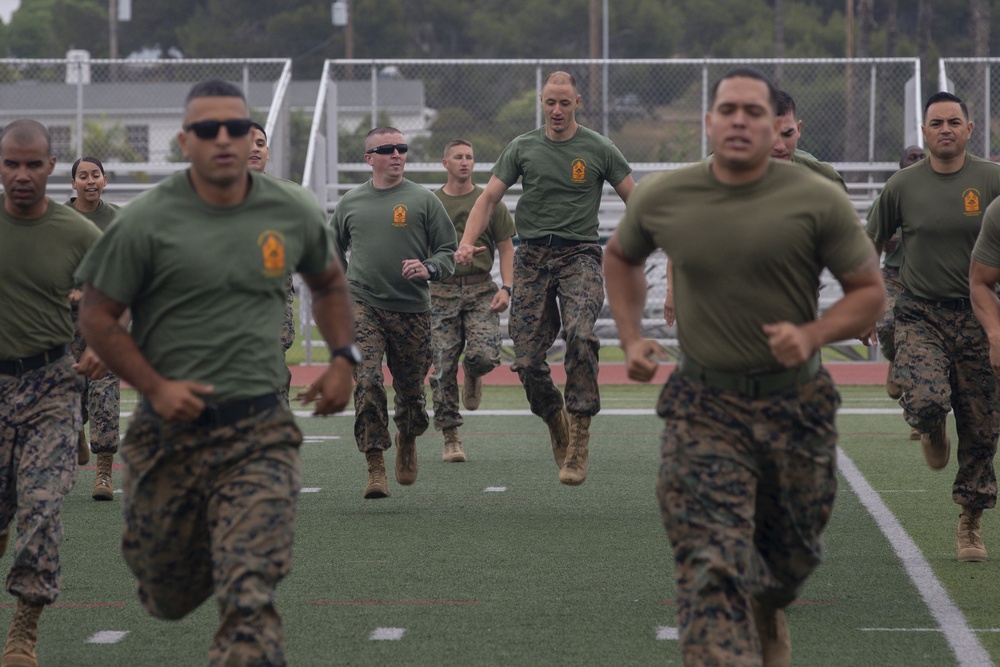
[3,385,993,666]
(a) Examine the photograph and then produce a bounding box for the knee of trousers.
[902,387,951,424]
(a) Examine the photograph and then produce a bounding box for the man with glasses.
[76,78,357,666]
[245,121,297,408]
[330,127,457,499]
[454,71,635,486]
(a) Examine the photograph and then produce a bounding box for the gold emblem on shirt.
[393,204,408,227]
[571,158,587,184]
[964,188,982,216]
[258,230,286,277]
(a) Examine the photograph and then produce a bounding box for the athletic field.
[10,378,999,666]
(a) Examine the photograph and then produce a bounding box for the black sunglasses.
[183,119,254,140]
[365,143,408,155]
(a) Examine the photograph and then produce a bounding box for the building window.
[125,125,149,161]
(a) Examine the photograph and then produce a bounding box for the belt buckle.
[13,359,24,376]
[199,404,221,428]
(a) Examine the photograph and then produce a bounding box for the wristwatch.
[424,262,438,280]
[331,344,362,365]
[501,285,512,295]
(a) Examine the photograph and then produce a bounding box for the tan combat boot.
[395,432,418,485]
[909,426,921,441]
[559,414,591,486]
[885,363,902,400]
[76,429,90,466]
[957,508,988,562]
[1,598,43,667]
[363,451,390,499]
[920,419,950,470]
[751,599,791,667]
[92,454,114,501]
[546,408,570,469]
[442,428,467,463]
[462,373,482,411]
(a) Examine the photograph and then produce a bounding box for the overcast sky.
[0,0,18,25]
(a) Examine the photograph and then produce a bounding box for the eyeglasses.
[183,119,254,140]
[365,143,408,155]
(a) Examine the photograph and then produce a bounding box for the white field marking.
[861,628,1000,633]
[302,435,340,441]
[875,489,927,493]
[483,486,507,493]
[274,407,905,419]
[837,448,993,667]
[301,487,321,493]
[86,630,128,644]
[370,627,406,641]
[655,626,679,640]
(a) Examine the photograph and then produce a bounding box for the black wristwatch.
[424,262,438,280]
[501,285,512,295]
[331,344,362,365]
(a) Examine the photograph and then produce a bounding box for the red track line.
[308,599,479,606]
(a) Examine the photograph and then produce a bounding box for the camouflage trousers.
[120,402,302,667]
[892,294,999,509]
[510,243,603,421]
[0,356,81,605]
[429,279,501,430]
[279,275,296,408]
[353,301,431,453]
[876,266,903,362]
[656,369,839,667]
[70,316,120,454]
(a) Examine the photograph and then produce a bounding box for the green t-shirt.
[616,160,872,372]
[867,154,1000,300]
[492,126,631,241]
[0,198,101,359]
[864,194,902,269]
[75,170,335,402]
[331,178,457,313]
[792,150,848,192]
[65,198,119,232]
[433,185,515,276]
[972,197,1000,268]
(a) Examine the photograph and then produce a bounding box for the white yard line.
[838,448,993,667]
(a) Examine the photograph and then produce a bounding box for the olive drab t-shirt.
[433,185,515,276]
[972,197,1000,268]
[0,197,101,359]
[330,178,457,313]
[65,198,119,232]
[75,170,335,403]
[867,154,1000,301]
[492,126,631,241]
[615,160,873,372]
[791,150,848,192]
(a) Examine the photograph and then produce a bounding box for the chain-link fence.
[303,57,921,208]
[0,57,292,201]
[938,58,1000,161]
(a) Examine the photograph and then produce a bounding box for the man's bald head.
[0,119,51,156]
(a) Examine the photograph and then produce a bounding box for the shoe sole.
[958,551,988,562]
[363,487,390,499]
[92,489,114,501]
[558,467,587,486]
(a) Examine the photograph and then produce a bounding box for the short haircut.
[249,121,267,141]
[775,90,797,118]
[185,78,247,108]
[924,91,969,121]
[71,156,106,179]
[365,126,403,142]
[443,139,472,158]
[543,71,578,91]
[710,68,779,113]
[0,119,52,156]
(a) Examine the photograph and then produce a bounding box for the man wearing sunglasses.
[75,78,357,666]
[330,127,457,500]
[245,121,297,410]
[454,71,635,486]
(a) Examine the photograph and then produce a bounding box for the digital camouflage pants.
[71,312,120,454]
[876,266,902,362]
[429,279,501,430]
[509,243,603,420]
[891,294,999,510]
[279,275,296,408]
[656,369,839,667]
[352,301,431,453]
[0,356,80,605]
[121,401,302,667]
